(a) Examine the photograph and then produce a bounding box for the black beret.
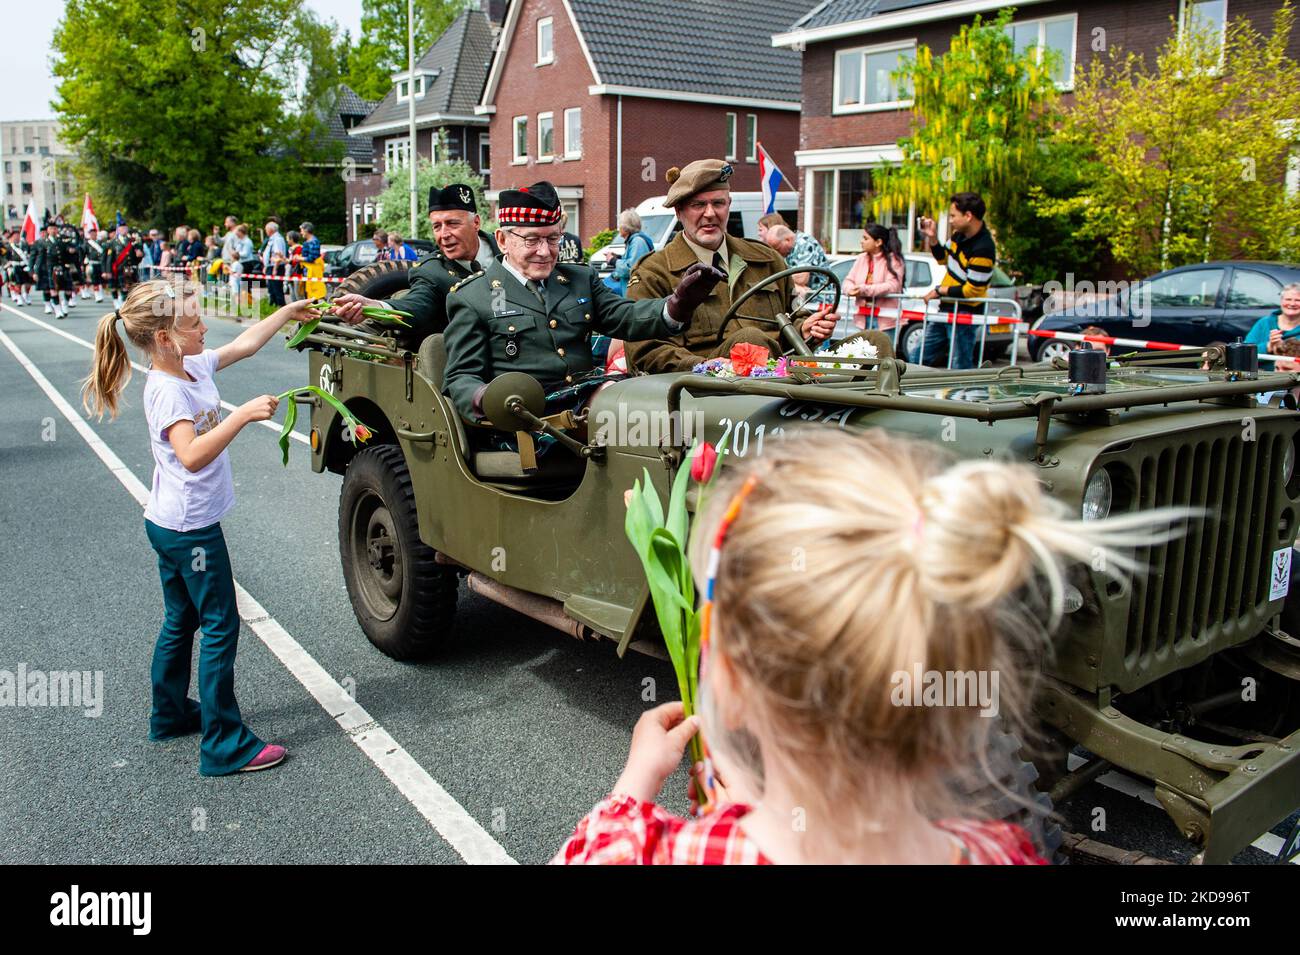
[429,183,478,213]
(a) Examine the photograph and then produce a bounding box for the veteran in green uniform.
[332,183,501,342]
[442,181,722,422]
[624,159,838,374]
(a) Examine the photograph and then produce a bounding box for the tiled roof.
[325,84,380,163]
[355,8,494,131]
[791,0,940,31]
[567,0,820,102]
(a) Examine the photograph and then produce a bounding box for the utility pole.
[408,0,418,236]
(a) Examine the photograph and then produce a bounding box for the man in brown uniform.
[624,159,837,374]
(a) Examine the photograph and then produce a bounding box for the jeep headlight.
[1082,469,1112,521]
[1284,439,1296,487]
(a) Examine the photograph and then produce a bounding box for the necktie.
[712,252,725,274]
[527,279,545,305]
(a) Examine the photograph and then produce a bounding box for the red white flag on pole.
[80,193,99,235]
[21,200,39,244]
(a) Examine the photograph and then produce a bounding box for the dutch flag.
[757,142,785,214]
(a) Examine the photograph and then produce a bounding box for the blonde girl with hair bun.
[555,429,1186,865]
[83,279,319,775]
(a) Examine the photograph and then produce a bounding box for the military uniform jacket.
[443,259,673,421]
[624,233,796,374]
[380,230,501,342]
[30,236,62,279]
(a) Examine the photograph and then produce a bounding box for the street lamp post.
[408,0,418,238]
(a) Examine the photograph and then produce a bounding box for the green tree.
[1040,5,1300,275]
[871,9,1065,281]
[373,137,494,240]
[52,0,345,234]
[344,0,472,101]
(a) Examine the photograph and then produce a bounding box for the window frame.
[1005,13,1078,91]
[724,112,737,162]
[744,114,758,163]
[832,39,917,115]
[512,115,528,164]
[536,16,554,66]
[563,107,582,160]
[537,111,555,161]
[384,136,412,172]
[1179,0,1229,51]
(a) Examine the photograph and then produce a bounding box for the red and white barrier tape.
[155,265,344,284]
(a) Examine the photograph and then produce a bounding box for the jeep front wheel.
[338,445,457,659]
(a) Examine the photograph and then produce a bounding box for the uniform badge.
[490,279,502,288]
[458,187,472,205]
[628,275,641,287]
[556,274,569,284]
[576,297,589,304]
[505,340,519,357]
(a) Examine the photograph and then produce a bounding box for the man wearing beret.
[623,159,838,374]
[442,180,722,424]
[332,183,501,341]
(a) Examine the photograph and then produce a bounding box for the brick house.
[477,0,819,244]
[774,0,1300,258]
[344,6,503,242]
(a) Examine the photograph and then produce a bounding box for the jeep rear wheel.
[959,726,1065,863]
[339,445,457,659]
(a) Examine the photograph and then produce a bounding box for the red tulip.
[690,442,718,483]
[352,423,372,443]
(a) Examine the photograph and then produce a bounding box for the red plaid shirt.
[552,794,1048,865]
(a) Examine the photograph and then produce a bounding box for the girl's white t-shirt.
[142,349,235,532]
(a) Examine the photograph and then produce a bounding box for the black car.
[325,238,436,279]
[1030,260,1300,362]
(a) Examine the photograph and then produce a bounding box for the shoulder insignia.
[452,271,485,294]
[628,274,641,287]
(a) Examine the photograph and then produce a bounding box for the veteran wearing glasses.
[441,180,723,423]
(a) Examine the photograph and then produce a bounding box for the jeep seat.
[417,334,586,484]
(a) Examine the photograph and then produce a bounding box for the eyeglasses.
[506,230,562,250]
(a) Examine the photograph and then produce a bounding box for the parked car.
[589,191,799,274]
[826,253,1024,361]
[1030,261,1300,363]
[325,238,436,279]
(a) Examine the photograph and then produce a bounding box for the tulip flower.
[274,385,373,466]
[690,441,719,484]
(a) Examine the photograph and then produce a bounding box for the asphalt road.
[0,292,1293,865]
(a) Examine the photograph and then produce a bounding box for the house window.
[834,41,915,113]
[19,161,30,173]
[563,108,582,159]
[808,167,909,256]
[538,112,554,159]
[21,182,32,194]
[1007,14,1077,88]
[385,136,411,171]
[479,132,491,180]
[396,75,425,103]
[513,116,528,163]
[724,113,737,161]
[537,17,554,65]
[744,114,758,162]
[1182,0,1228,44]
[561,200,579,238]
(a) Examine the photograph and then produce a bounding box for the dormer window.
[396,74,426,103]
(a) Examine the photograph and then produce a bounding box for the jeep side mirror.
[482,372,545,430]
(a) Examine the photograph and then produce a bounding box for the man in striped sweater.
[916,192,996,369]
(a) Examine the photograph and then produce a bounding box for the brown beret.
[663,159,734,208]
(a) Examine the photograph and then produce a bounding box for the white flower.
[825,339,879,360]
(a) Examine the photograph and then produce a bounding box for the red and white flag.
[80,193,99,235]
[21,200,39,244]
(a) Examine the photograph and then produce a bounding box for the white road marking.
[0,326,516,865]
[0,301,308,444]
[1067,753,1299,862]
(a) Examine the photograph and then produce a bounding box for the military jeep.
[300,263,1300,863]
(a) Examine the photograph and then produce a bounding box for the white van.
[590,190,799,274]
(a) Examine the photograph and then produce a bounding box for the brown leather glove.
[666,262,727,325]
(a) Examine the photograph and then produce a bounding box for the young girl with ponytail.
[555,430,1183,864]
[82,279,317,775]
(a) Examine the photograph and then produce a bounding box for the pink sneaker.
[238,744,287,772]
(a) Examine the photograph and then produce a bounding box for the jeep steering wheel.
[717,265,842,356]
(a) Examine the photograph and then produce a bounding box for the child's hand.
[237,394,279,423]
[612,701,700,805]
[278,298,322,327]
[688,761,731,817]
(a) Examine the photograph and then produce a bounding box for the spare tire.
[331,259,415,302]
